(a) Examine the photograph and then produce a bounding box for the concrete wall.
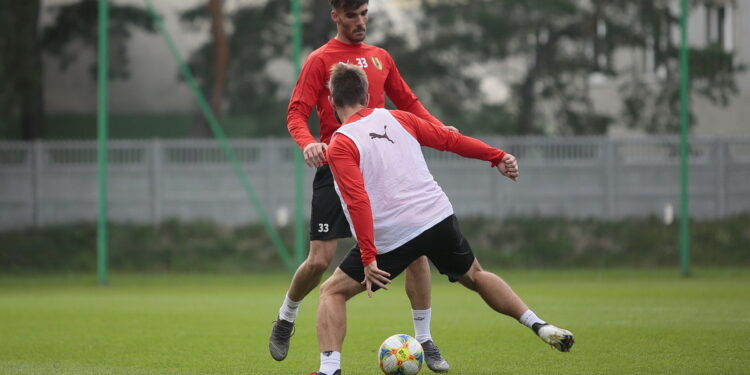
[1,136,748,230]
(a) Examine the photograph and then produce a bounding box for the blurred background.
[0,0,748,274]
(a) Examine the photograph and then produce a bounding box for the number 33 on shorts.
[318,223,329,233]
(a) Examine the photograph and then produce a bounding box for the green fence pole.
[97,0,109,286]
[679,0,691,277]
[291,0,305,267]
[143,0,295,273]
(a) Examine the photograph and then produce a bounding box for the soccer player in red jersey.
[270,1,453,371]
[309,63,574,375]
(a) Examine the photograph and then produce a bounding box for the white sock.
[278,293,301,323]
[519,309,547,331]
[319,350,341,375]
[412,308,432,344]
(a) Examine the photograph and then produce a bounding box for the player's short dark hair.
[329,0,368,11]
[328,63,368,108]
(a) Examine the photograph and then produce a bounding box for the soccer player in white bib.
[308,63,575,375]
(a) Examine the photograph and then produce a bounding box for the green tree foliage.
[0,0,44,139]
[183,0,743,136]
[617,1,744,134]
[382,0,743,135]
[0,0,154,140]
[42,0,155,80]
[181,1,333,137]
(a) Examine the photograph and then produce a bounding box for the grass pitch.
[0,268,748,374]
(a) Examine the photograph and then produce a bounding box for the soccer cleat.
[537,324,575,352]
[309,371,340,375]
[269,317,294,361]
[420,340,450,373]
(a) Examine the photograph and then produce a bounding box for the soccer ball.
[378,334,424,375]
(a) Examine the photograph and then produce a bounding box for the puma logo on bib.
[369,125,395,144]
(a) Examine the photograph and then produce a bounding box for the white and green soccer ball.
[378,334,424,375]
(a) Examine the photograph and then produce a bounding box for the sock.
[278,293,301,323]
[518,309,547,334]
[319,350,341,375]
[412,308,432,343]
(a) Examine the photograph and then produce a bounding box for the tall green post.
[679,0,691,276]
[97,0,109,286]
[291,0,305,267]
[143,0,295,273]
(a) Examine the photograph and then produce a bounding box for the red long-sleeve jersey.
[328,109,506,266]
[287,38,446,151]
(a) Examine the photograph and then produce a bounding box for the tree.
[378,0,743,135]
[181,0,334,137]
[42,0,155,80]
[0,0,44,139]
[178,0,743,137]
[180,0,230,137]
[0,0,155,140]
[617,0,745,134]
[208,0,229,120]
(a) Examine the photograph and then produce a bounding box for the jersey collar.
[330,38,366,48]
[343,108,375,125]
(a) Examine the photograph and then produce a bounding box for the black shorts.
[309,165,353,241]
[338,215,475,291]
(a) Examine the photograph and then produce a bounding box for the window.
[705,2,734,51]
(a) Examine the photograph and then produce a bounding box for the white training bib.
[334,109,454,254]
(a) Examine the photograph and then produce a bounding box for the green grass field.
[1,268,748,375]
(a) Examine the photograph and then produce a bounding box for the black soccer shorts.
[309,165,353,241]
[338,215,476,291]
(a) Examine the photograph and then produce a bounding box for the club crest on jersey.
[371,57,383,70]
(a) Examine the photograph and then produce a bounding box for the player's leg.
[270,165,352,361]
[426,215,574,352]
[457,259,575,352]
[312,242,422,374]
[269,240,338,362]
[404,256,449,373]
[457,259,528,318]
[316,267,365,374]
[405,255,430,310]
[318,270,359,352]
[287,239,338,302]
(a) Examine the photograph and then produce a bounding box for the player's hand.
[496,153,519,181]
[444,125,460,133]
[362,261,391,298]
[303,142,328,168]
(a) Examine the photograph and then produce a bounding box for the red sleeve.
[382,52,448,128]
[391,110,507,167]
[287,54,326,150]
[327,135,377,266]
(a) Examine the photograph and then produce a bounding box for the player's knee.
[406,257,430,277]
[458,260,482,290]
[319,277,335,297]
[306,241,336,273]
[458,273,477,291]
[305,257,330,275]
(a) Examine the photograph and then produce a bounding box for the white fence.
[1,136,749,229]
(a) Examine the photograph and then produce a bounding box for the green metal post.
[291,0,305,267]
[679,0,691,276]
[97,0,109,286]
[143,0,295,273]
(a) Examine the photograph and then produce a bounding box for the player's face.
[332,4,368,44]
